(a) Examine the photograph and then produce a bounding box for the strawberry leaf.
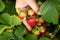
[0,32,15,40]
[0,13,10,25]
[0,0,5,12]
[9,15,22,26]
[0,13,22,26]
[4,1,17,15]
[24,34,37,40]
[40,0,58,24]
[39,36,51,40]
[15,25,26,40]
[56,34,60,40]
[57,0,60,14]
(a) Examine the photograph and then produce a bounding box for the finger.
[22,19,32,31]
[15,0,28,11]
[26,0,40,15]
[20,7,26,11]
[36,11,41,15]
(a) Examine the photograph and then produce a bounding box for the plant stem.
[0,26,7,35]
[50,25,60,39]
[0,25,14,35]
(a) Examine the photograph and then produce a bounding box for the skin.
[22,19,32,31]
[15,0,40,15]
[15,0,40,31]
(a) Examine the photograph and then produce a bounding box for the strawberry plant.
[0,0,60,40]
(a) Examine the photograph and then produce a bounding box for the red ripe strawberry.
[28,9,34,16]
[27,17,37,26]
[18,12,26,19]
[39,18,45,24]
[39,26,46,34]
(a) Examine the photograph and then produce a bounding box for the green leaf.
[9,15,22,26]
[0,13,22,26]
[0,13,10,25]
[0,0,5,12]
[0,32,15,40]
[56,34,60,40]
[18,37,24,40]
[57,0,60,4]
[4,1,17,15]
[0,13,22,35]
[24,34,37,40]
[15,25,26,40]
[39,36,51,40]
[40,0,58,24]
[56,0,60,14]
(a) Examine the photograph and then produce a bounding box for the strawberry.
[32,29,41,36]
[39,18,45,24]
[18,12,26,19]
[28,9,34,16]
[39,26,46,34]
[27,17,37,26]
[16,8,21,13]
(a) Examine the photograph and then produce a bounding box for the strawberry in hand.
[15,0,41,15]
[28,9,35,16]
[18,12,26,19]
[27,17,37,27]
[17,9,32,31]
[39,18,45,24]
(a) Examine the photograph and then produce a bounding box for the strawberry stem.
[0,25,14,35]
[50,25,60,39]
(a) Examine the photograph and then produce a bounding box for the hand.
[15,0,41,31]
[15,0,40,15]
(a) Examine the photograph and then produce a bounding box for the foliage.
[0,0,60,40]
[40,0,60,24]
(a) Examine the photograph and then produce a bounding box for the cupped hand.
[15,0,41,31]
[15,0,40,15]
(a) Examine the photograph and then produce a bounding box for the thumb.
[22,19,32,31]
